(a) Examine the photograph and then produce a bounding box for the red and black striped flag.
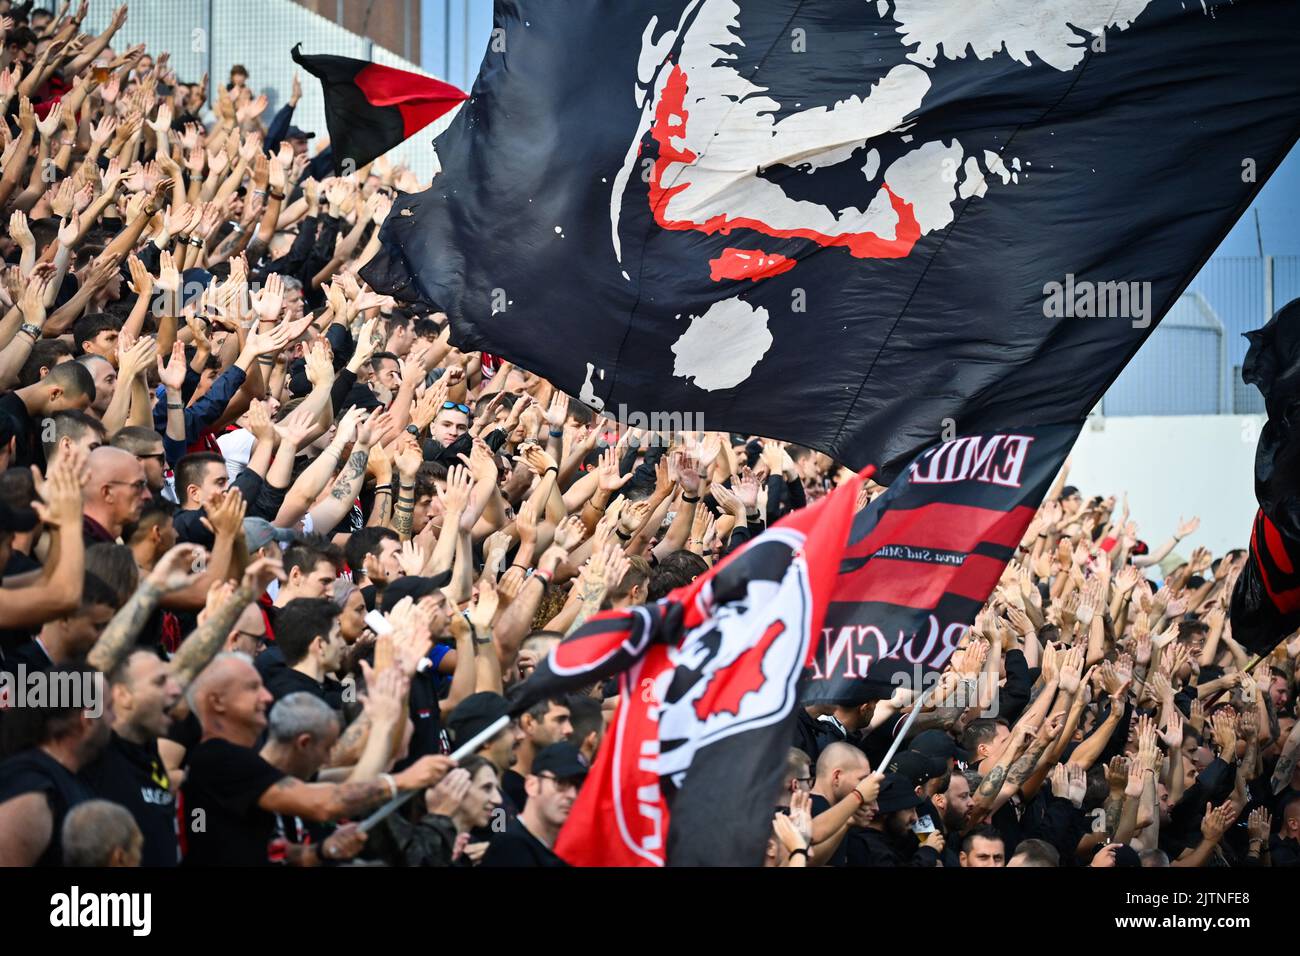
[1231,298,1300,657]
[291,44,467,175]
[509,466,868,866]
[803,424,1079,704]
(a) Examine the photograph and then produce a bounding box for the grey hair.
[62,800,141,866]
[267,692,340,744]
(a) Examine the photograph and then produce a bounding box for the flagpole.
[875,680,941,773]
[358,715,510,833]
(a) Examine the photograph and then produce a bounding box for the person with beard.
[931,769,976,867]
[480,742,587,867]
[807,741,883,866]
[0,664,111,867]
[846,772,945,867]
[888,750,957,866]
[80,649,184,867]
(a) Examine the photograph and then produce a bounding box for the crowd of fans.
[0,1,1296,869]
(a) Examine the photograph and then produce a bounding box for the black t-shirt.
[502,769,527,813]
[0,748,96,867]
[479,816,565,867]
[0,392,42,471]
[263,665,345,710]
[81,731,179,867]
[400,669,446,766]
[809,793,849,867]
[0,551,42,654]
[180,738,286,866]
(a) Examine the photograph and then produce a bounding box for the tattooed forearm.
[331,450,369,501]
[1270,722,1300,793]
[1008,743,1047,788]
[333,780,392,817]
[976,765,1008,803]
[87,581,164,674]
[1104,794,1123,836]
[170,582,256,690]
[329,713,371,768]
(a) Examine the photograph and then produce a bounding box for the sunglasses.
[442,401,470,415]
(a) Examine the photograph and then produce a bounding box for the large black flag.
[1231,298,1300,657]
[363,0,1300,478]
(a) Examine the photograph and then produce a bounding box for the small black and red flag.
[510,464,869,866]
[290,44,467,175]
[1231,298,1300,657]
[803,423,1079,705]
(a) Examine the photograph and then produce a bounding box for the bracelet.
[533,568,553,586]
[549,428,563,438]
[544,466,558,475]
[789,847,809,859]
[188,235,204,247]
[616,529,632,541]
[682,494,700,504]
[19,323,42,340]
[253,189,269,198]
[850,789,866,805]
[269,189,286,201]
[380,773,398,798]
[167,402,183,409]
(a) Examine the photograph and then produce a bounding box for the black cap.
[380,574,452,613]
[285,125,315,140]
[446,692,510,747]
[875,772,924,814]
[532,742,588,782]
[1061,485,1080,499]
[172,507,215,550]
[912,729,971,764]
[0,499,38,534]
[888,750,947,788]
[1111,844,1142,867]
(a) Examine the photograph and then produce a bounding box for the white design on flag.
[609,0,1158,389]
[671,296,773,390]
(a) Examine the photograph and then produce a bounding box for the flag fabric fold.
[1231,298,1300,657]
[290,43,467,175]
[509,465,869,866]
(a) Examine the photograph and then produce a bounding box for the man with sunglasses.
[422,400,473,464]
[81,446,152,545]
[481,742,587,867]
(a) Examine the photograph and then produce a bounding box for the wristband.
[788,847,809,859]
[380,773,398,798]
[616,529,632,541]
[269,189,286,201]
[167,402,183,409]
[682,494,700,504]
[253,189,269,198]
[544,466,558,475]
[548,428,563,438]
[533,568,553,586]
[850,789,866,805]
[19,323,42,340]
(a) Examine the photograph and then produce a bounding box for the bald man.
[83,446,152,544]
[180,653,453,865]
[808,741,882,867]
[1272,798,1300,866]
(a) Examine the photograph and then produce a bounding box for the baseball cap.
[532,742,589,782]
[446,692,511,748]
[380,573,452,613]
[244,517,295,553]
[1060,485,1080,499]
[285,125,315,140]
[912,729,971,764]
[875,772,924,814]
[888,750,948,789]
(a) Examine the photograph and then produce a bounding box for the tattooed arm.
[87,544,208,674]
[967,725,1031,828]
[1271,718,1300,794]
[306,443,371,535]
[170,581,259,692]
[259,754,454,823]
[86,581,165,674]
